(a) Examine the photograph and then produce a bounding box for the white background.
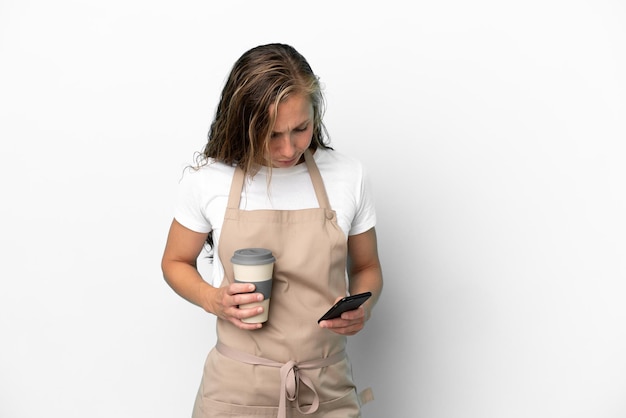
[1,1,625,417]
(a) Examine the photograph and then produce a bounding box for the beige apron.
[192,150,372,418]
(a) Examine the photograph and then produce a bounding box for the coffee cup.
[231,248,276,323]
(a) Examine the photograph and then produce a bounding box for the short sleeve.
[173,168,212,234]
[348,163,377,236]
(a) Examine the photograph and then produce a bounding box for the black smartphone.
[317,292,372,323]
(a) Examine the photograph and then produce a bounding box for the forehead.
[272,94,313,126]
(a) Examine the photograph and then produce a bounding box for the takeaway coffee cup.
[231,248,276,323]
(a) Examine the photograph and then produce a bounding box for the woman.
[161,43,383,417]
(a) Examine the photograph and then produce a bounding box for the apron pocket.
[193,397,278,418]
[311,388,361,418]
[192,388,362,418]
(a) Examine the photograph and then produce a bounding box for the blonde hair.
[197,43,331,175]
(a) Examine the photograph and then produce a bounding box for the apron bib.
[192,150,366,418]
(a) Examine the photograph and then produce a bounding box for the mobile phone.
[317,292,372,323]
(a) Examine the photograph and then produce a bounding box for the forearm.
[346,227,384,321]
[348,264,383,321]
[162,260,219,314]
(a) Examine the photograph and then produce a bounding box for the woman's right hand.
[211,282,265,330]
[163,220,263,330]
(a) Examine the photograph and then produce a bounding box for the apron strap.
[304,149,332,209]
[226,150,332,210]
[226,165,245,209]
[216,341,345,418]
[358,386,375,406]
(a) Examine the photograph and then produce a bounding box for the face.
[265,94,314,168]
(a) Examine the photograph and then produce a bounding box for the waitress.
[161,43,384,418]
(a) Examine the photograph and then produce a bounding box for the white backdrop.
[1,1,625,417]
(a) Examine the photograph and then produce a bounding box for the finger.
[229,316,263,330]
[232,292,264,306]
[227,305,264,330]
[329,323,362,336]
[340,306,365,321]
[228,283,256,295]
[319,317,353,329]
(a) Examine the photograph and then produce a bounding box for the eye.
[295,125,308,133]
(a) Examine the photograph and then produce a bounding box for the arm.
[319,227,384,334]
[161,219,265,330]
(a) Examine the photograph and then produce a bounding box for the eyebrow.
[271,119,310,135]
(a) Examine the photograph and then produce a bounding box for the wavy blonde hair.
[196,43,332,175]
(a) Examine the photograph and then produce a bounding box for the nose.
[274,134,296,158]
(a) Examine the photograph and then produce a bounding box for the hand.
[212,282,265,330]
[318,297,367,336]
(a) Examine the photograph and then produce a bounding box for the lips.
[275,157,298,167]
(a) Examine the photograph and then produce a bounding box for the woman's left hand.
[318,303,367,336]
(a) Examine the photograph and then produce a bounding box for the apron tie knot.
[279,360,318,415]
[216,341,345,418]
[281,361,299,401]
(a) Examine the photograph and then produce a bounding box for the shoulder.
[177,160,235,200]
[173,160,234,232]
[314,148,370,201]
[179,160,235,185]
[314,148,365,175]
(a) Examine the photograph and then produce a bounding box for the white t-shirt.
[174,148,376,286]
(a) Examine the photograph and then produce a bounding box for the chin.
[270,154,305,168]
[274,160,297,168]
